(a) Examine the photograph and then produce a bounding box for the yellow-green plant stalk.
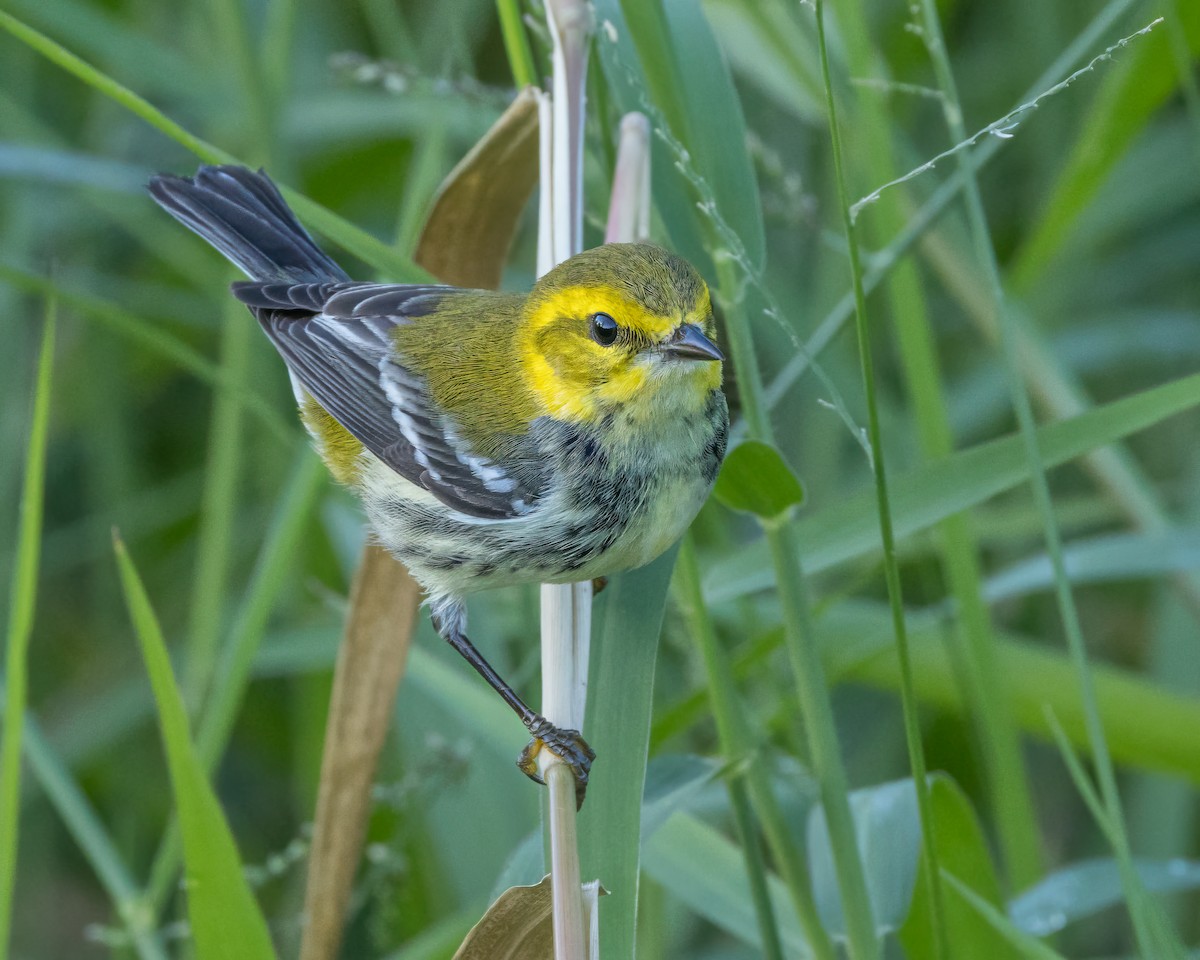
[0,304,54,960]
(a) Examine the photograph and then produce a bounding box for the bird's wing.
[232,280,542,519]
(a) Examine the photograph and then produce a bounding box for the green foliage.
[712,440,805,524]
[113,537,277,960]
[0,302,54,960]
[1,0,1198,957]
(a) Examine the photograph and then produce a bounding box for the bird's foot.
[517,717,596,810]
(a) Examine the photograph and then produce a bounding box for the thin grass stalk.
[812,2,948,955]
[762,0,1143,412]
[0,302,54,960]
[835,0,1041,892]
[710,251,878,960]
[710,253,879,955]
[761,523,878,959]
[913,2,1180,954]
[540,2,592,957]
[496,0,538,89]
[675,538,832,960]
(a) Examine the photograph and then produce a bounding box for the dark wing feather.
[234,281,540,519]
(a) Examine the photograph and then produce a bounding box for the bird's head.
[519,243,723,424]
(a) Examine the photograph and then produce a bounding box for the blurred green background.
[1,0,1199,957]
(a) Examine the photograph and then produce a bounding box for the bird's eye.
[589,312,619,347]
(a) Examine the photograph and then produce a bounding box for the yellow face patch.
[525,284,679,340]
[519,281,721,424]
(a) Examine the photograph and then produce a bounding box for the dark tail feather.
[148,165,350,283]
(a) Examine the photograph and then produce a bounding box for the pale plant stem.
[540,2,592,958]
[605,113,651,244]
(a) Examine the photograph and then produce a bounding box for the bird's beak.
[661,323,724,362]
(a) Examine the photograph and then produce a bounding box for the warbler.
[149,165,728,806]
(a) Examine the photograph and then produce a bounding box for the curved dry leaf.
[454,876,606,960]
[299,87,542,960]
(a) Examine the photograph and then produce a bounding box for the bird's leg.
[430,606,595,809]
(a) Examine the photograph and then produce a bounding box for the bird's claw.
[517,717,596,810]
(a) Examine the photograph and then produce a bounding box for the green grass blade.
[596,0,766,272]
[708,369,1200,601]
[813,1,946,953]
[0,300,54,960]
[1011,4,1199,288]
[940,873,1066,960]
[0,9,429,284]
[579,549,677,960]
[6,707,168,960]
[911,2,1180,952]
[495,0,536,88]
[144,450,325,911]
[642,812,813,956]
[113,534,278,960]
[676,538,833,960]
[835,604,1200,783]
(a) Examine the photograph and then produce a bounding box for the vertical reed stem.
[540,2,592,957]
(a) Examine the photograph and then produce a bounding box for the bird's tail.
[148,165,349,283]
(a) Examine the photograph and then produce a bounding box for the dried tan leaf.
[298,87,541,960]
[453,877,606,960]
[418,85,541,290]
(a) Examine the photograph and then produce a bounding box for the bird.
[148,165,728,807]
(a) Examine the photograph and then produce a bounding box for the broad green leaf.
[0,301,53,957]
[806,779,920,942]
[712,440,805,523]
[659,0,766,269]
[113,536,277,960]
[1009,858,1200,937]
[901,774,1021,958]
[705,370,1200,602]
